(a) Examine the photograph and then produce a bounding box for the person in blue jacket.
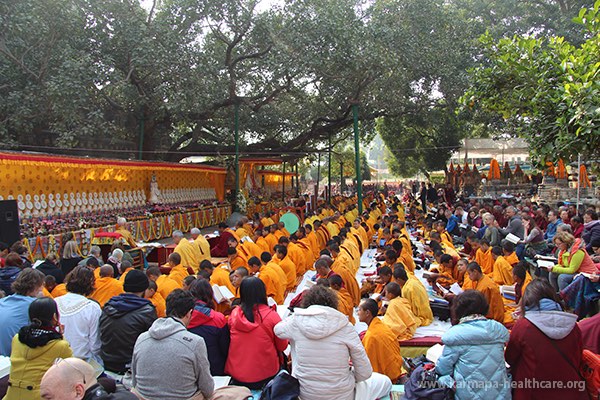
[436,290,511,400]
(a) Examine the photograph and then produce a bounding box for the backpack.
[403,362,454,400]
[581,349,600,400]
[260,370,300,400]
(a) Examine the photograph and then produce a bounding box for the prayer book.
[0,356,10,379]
[500,285,516,301]
[213,376,231,389]
[536,260,555,269]
[505,233,520,244]
[471,226,479,233]
[535,254,558,262]
[267,297,277,307]
[459,223,468,230]
[212,285,235,304]
[449,282,464,295]
[426,343,444,364]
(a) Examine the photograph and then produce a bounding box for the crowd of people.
[0,186,599,400]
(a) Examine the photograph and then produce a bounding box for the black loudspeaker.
[0,200,20,246]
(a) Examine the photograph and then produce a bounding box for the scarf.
[18,325,62,348]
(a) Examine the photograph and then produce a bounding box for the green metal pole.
[282,161,286,203]
[328,135,332,203]
[234,103,240,211]
[138,109,144,160]
[353,104,363,213]
[340,162,344,194]
[295,162,300,197]
[316,152,321,205]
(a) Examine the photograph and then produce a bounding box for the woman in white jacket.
[274,285,392,400]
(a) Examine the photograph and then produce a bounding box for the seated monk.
[304,224,321,261]
[271,247,296,291]
[391,240,416,273]
[328,274,355,324]
[474,239,494,275]
[393,265,433,327]
[503,262,533,325]
[190,227,211,263]
[226,247,247,271]
[328,247,360,306]
[183,275,197,291]
[118,260,135,283]
[464,262,505,323]
[314,256,360,307]
[144,280,166,318]
[146,267,180,300]
[279,237,305,275]
[491,246,514,286]
[291,231,314,268]
[210,223,235,257]
[248,256,284,304]
[51,282,67,298]
[165,252,190,287]
[43,275,56,298]
[255,229,271,254]
[260,252,287,293]
[313,220,331,251]
[362,266,393,299]
[381,282,418,341]
[199,260,236,313]
[230,267,249,300]
[430,254,464,289]
[501,241,519,266]
[90,265,124,307]
[173,230,202,273]
[265,225,279,253]
[358,298,404,382]
[115,217,137,248]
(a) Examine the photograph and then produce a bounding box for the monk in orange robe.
[329,274,355,324]
[51,283,67,298]
[248,256,284,304]
[304,225,321,260]
[316,256,360,307]
[146,267,180,300]
[359,299,404,382]
[145,280,166,318]
[281,238,306,275]
[265,226,279,253]
[314,220,331,251]
[165,252,190,287]
[271,247,296,290]
[381,282,418,341]
[90,265,124,307]
[465,262,505,323]
[173,230,202,273]
[491,246,514,286]
[255,230,271,254]
[503,263,533,324]
[393,266,433,327]
[474,240,494,275]
[430,254,464,288]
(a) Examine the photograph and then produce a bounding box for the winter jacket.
[225,304,287,384]
[4,326,72,400]
[505,306,587,400]
[187,301,230,376]
[0,295,37,356]
[82,383,138,400]
[582,219,600,254]
[35,261,65,284]
[132,317,214,400]
[0,266,22,296]
[274,305,373,400]
[436,317,510,400]
[99,293,157,373]
[55,292,102,362]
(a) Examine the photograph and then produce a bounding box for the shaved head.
[40,358,96,400]
[99,265,114,278]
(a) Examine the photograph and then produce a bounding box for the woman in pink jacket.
[225,277,288,389]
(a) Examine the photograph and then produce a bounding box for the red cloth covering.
[398,336,442,347]
[94,232,123,239]
[210,231,234,257]
[579,313,600,355]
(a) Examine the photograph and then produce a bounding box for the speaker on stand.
[0,200,21,246]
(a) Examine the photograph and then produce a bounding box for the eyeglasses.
[54,358,86,384]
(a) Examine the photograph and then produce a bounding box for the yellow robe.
[256,237,271,254]
[156,275,180,300]
[175,239,202,273]
[341,240,361,272]
[242,240,263,260]
[149,292,166,318]
[297,239,315,266]
[236,227,250,239]
[475,248,494,275]
[272,257,296,290]
[194,235,211,262]
[258,265,284,304]
[330,258,360,306]
[210,266,236,314]
[363,318,404,381]
[505,252,519,266]
[265,234,278,253]
[230,255,247,270]
[261,217,275,228]
[326,222,340,238]
[42,287,53,298]
[306,231,321,259]
[315,227,330,251]
[265,262,288,294]
[169,264,190,287]
[51,284,67,298]
[116,228,137,248]
[402,278,433,327]
[287,243,306,275]
[382,297,418,341]
[90,277,124,307]
[119,268,133,282]
[398,251,416,273]
[492,256,514,286]
[467,275,505,323]
[335,288,355,324]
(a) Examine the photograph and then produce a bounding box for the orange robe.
[148,292,166,318]
[194,235,211,262]
[51,284,67,298]
[90,277,124,307]
[341,241,360,273]
[505,252,519,266]
[257,265,284,304]
[256,237,271,254]
[475,248,494,275]
[272,257,296,290]
[315,226,330,251]
[168,264,190,287]
[306,231,321,259]
[116,228,137,248]
[119,268,134,283]
[363,318,404,381]
[297,239,315,267]
[156,275,180,300]
[265,234,278,253]
[398,251,416,273]
[335,288,355,324]
[42,287,53,298]
[265,262,288,294]
[210,266,236,314]
[382,297,418,341]
[230,255,247,270]
[242,241,263,260]
[467,275,505,323]
[433,265,464,288]
[492,256,514,286]
[287,243,306,275]
[330,258,360,307]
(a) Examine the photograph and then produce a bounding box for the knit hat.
[123,269,149,293]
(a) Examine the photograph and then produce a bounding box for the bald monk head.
[99,265,114,278]
[44,275,57,293]
[358,298,379,325]
[145,280,158,299]
[146,266,162,281]
[384,281,401,300]
[466,261,483,282]
[328,274,343,291]
[40,357,96,399]
[169,252,182,267]
[314,258,331,277]
[231,267,248,288]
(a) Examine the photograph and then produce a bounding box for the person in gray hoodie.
[131,289,214,400]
